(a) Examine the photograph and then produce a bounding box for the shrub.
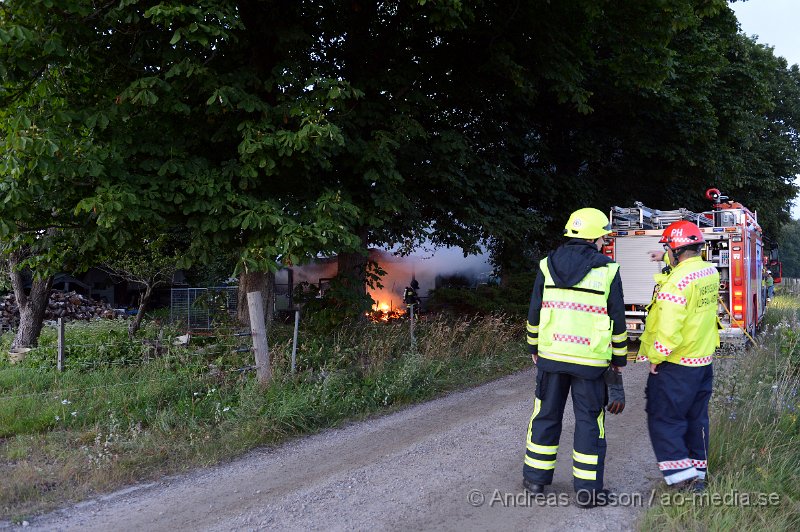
[426,272,536,317]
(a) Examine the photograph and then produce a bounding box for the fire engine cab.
[603,189,776,344]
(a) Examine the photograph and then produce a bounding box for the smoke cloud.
[277,246,493,309]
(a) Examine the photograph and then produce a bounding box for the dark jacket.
[527,239,628,379]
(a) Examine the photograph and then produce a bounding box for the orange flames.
[367,298,406,322]
[363,249,418,322]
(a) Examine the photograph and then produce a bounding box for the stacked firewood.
[0,291,125,328]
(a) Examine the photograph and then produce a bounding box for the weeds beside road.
[641,292,800,531]
[11,294,798,529]
[0,314,526,522]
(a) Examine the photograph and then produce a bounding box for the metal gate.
[170,287,238,331]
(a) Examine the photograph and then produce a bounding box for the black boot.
[680,478,706,493]
[523,478,545,494]
[575,488,612,509]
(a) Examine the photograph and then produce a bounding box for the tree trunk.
[8,253,53,349]
[128,284,153,339]
[336,227,370,321]
[237,271,275,329]
[336,226,369,298]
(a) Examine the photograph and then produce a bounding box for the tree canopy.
[0,0,797,283]
[778,218,800,278]
[490,4,800,264]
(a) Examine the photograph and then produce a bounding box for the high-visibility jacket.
[640,256,720,366]
[536,258,619,367]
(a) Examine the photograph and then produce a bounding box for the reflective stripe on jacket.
[640,256,720,366]
[537,258,619,367]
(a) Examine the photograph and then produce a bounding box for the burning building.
[274,247,492,319]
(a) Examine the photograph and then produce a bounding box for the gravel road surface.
[17,364,659,531]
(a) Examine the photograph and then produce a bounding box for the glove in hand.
[604,367,625,414]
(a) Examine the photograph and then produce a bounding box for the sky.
[729,0,800,218]
[729,0,800,68]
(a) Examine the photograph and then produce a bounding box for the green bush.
[426,271,536,318]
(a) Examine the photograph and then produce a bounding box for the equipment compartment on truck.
[604,190,773,346]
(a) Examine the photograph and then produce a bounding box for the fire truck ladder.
[611,202,714,230]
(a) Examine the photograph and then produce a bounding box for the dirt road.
[20,365,659,531]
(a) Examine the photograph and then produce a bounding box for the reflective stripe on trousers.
[523,369,607,491]
[646,362,712,485]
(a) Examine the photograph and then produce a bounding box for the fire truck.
[603,189,777,345]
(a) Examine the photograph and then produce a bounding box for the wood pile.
[0,290,125,328]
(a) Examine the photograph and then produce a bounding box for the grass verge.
[0,314,526,521]
[639,291,800,531]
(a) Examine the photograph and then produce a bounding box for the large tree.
[0,1,362,341]
[590,7,800,237]
[4,0,794,338]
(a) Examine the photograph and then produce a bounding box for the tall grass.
[0,314,526,520]
[640,293,800,531]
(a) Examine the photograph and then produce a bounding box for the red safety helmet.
[659,220,705,251]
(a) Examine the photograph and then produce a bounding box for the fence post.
[409,304,416,348]
[57,318,65,372]
[247,291,271,384]
[291,309,300,374]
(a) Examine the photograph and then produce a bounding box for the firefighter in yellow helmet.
[639,220,719,492]
[523,208,628,508]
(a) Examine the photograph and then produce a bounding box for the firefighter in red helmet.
[639,220,719,492]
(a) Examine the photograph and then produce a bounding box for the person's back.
[639,256,719,363]
[534,240,626,378]
[523,208,628,509]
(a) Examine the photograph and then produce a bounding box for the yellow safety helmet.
[564,208,612,239]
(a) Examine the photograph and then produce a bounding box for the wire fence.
[2,280,796,403]
[780,278,800,295]
[6,343,251,370]
[1,319,256,372]
[0,285,244,377]
[0,326,263,401]
[1,301,304,401]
